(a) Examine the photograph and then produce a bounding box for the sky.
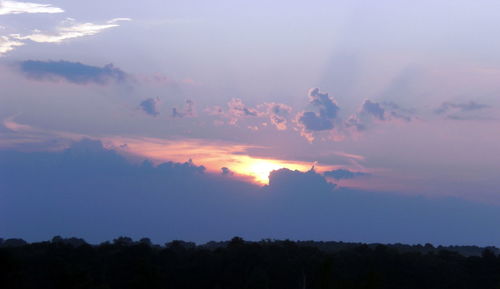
[1,0,500,245]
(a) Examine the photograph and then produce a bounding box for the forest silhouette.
[2,236,500,289]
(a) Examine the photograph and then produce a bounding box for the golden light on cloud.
[103,136,319,184]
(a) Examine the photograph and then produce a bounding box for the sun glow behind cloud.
[103,136,318,184]
[0,117,329,185]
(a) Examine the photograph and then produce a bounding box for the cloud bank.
[2,139,500,245]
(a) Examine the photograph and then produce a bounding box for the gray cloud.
[297,88,340,133]
[347,100,414,131]
[18,60,128,85]
[434,101,490,114]
[362,100,385,120]
[221,167,233,175]
[140,97,160,117]
[3,139,500,245]
[172,100,195,118]
[323,169,370,180]
[297,111,335,131]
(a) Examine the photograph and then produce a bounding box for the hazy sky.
[1,0,500,244]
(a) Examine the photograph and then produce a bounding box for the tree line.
[1,236,500,289]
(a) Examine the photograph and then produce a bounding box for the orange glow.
[247,160,283,183]
[230,157,312,184]
[103,136,321,184]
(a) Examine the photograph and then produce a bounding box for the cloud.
[0,35,23,56]
[228,98,258,118]
[434,101,490,120]
[297,111,334,131]
[221,167,233,175]
[295,88,341,141]
[267,168,335,194]
[208,100,293,131]
[208,98,260,125]
[140,97,160,117]
[172,100,195,118]
[258,102,292,130]
[362,100,385,120]
[0,0,63,15]
[296,88,340,133]
[347,100,414,131]
[11,18,130,43]
[18,60,128,84]
[323,169,370,180]
[3,140,500,245]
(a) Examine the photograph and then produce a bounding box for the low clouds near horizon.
[2,138,500,246]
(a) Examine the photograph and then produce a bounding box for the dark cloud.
[267,168,335,194]
[221,167,233,175]
[18,60,128,85]
[362,100,385,120]
[297,88,340,133]
[172,100,195,118]
[347,100,414,131]
[298,111,334,131]
[323,169,370,180]
[140,97,160,116]
[309,88,340,119]
[3,139,500,245]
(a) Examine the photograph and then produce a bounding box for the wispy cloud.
[435,101,489,114]
[323,168,370,180]
[11,18,131,43]
[346,100,414,131]
[0,35,23,55]
[434,101,490,120]
[0,0,63,15]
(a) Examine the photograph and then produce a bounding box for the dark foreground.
[1,237,500,289]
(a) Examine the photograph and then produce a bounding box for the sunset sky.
[2,0,500,245]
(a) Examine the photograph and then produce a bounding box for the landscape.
[1,0,500,287]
